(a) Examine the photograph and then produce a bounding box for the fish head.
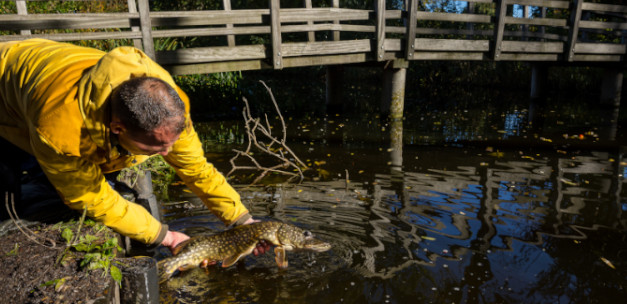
[276,223,331,252]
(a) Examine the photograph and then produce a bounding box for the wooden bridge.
[1,0,626,134]
[2,0,626,74]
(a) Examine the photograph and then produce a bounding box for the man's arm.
[163,120,252,226]
[33,143,166,245]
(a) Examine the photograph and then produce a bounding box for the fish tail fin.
[157,258,177,283]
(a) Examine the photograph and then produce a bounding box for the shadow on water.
[158,83,626,303]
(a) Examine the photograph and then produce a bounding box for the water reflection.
[159,90,626,302]
[159,139,626,303]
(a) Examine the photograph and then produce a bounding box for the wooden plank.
[582,3,627,14]
[506,0,570,9]
[579,20,627,31]
[501,41,563,53]
[375,0,385,61]
[565,0,583,62]
[0,15,134,31]
[137,0,155,59]
[127,0,142,49]
[304,0,315,42]
[223,0,236,47]
[270,0,283,69]
[282,23,373,33]
[281,39,371,57]
[574,43,627,55]
[0,31,142,42]
[498,53,559,61]
[150,10,265,26]
[412,38,490,52]
[283,53,370,68]
[332,0,340,41]
[415,11,492,23]
[504,16,567,27]
[281,8,370,22]
[411,52,487,61]
[15,0,30,35]
[492,0,507,60]
[405,0,418,60]
[156,45,267,65]
[571,54,623,62]
[151,26,270,38]
[165,60,272,75]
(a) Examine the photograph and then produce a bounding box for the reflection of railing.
[378,147,625,263]
[2,1,626,74]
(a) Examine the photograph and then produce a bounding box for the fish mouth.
[304,241,332,252]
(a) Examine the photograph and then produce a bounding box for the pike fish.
[158,221,331,282]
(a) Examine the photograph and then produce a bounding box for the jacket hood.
[78,47,179,150]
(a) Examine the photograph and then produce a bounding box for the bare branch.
[228,81,309,185]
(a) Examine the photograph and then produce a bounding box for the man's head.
[110,77,186,156]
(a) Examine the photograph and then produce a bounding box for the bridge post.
[381,60,408,121]
[325,65,344,115]
[529,63,548,132]
[383,60,407,174]
[136,0,155,60]
[599,67,623,140]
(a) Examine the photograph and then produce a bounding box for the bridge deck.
[1,0,626,75]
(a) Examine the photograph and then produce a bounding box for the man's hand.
[242,217,272,256]
[161,230,190,253]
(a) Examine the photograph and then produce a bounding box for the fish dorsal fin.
[221,244,256,267]
[171,238,194,255]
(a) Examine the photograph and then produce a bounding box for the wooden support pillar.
[382,60,407,171]
[529,63,548,132]
[600,68,623,107]
[325,65,344,115]
[137,0,155,60]
[598,67,623,140]
[381,60,408,118]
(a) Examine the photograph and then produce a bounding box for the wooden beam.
[332,0,340,41]
[270,0,283,69]
[375,0,385,61]
[304,0,315,42]
[492,0,507,60]
[16,0,30,35]
[405,0,417,60]
[223,0,236,47]
[565,0,583,62]
[127,0,142,49]
[137,0,155,59]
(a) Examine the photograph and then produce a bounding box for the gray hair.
[111,77,186,136]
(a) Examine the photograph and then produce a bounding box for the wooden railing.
[1,0,626,75]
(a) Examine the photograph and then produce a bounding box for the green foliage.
[5,243,19,256]
[54,219,124,287]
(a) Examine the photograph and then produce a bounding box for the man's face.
[114,123,181,156]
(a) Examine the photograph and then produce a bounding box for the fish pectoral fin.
[274,246,288,269]
[221,245,256,268]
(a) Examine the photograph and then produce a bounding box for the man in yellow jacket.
[0,39,262,252]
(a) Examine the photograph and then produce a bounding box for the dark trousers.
[0,136,77,223]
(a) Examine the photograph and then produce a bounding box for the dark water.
[158,104,627,303]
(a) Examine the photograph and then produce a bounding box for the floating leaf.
[601,257,616,269]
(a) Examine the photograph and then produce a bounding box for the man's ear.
[110,120,126,135]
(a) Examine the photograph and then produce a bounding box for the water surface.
[158,138,626,303]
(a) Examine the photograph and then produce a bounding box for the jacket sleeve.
[31,138,166,245]
[163,118,251,226]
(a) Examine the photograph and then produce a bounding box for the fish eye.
[303,230,313,237]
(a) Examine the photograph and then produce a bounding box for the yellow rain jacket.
[0,39,250,245]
